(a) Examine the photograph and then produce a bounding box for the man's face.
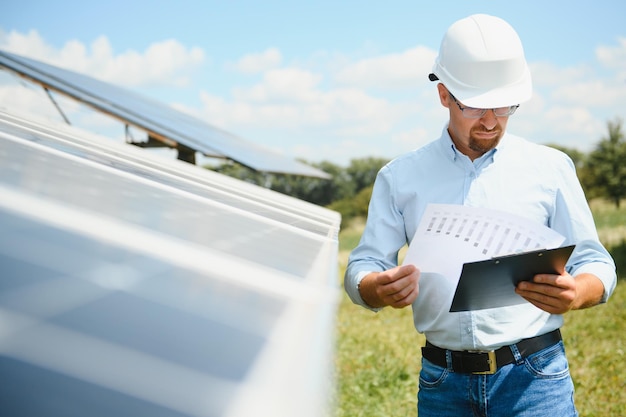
[437,84,510,160]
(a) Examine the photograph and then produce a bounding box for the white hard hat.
[429,14,532,108]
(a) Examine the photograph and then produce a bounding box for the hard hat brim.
[428,67,532,109]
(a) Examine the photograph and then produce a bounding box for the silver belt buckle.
[472,350,497,375]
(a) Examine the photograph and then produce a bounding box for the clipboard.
[449,245,576,312]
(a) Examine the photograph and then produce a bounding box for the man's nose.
[480,109,498,130]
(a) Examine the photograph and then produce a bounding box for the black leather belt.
[421,329,562,374]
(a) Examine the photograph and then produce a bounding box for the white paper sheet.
[403,204,566,285]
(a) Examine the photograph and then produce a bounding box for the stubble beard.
[468,128,503,154]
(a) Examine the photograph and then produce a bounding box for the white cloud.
[233,68,321,103]
[392,126,432,149]
[552,79,624,107]
[0,74,61,122]
[595,38,626,109]
[596,37,626,71]
[334,46,437,89]
[530,60,626,110]
[230,48,282,74]
[529,61,590,87]
[99,38,204,87]
[0,28,55,59]
[491,57,625,154]
[200,59,404,136]
[200,85,397,134]
[0,29,205,87]
[544,106,604,137]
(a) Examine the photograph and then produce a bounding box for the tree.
[546,144,586,171]
[346,157,388,194]
[205,156,389,216]
[204,159,354,207]
[581,118,626,207]
[267,160,354,206]
[328,184,373,221]
[208,160,265,185]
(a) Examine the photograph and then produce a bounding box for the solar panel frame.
[0,111,340,239]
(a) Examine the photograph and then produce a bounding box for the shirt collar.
[439,125,458,161]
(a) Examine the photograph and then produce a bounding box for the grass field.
[334,200,625,417]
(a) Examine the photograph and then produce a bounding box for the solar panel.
[0,49,330,179]
[0,111,340,239]
[0,112,340,416]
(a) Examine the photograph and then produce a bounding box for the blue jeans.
[417,341,578,417]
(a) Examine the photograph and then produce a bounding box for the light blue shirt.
[345,126,617,351]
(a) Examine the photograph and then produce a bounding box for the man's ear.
[437,83,450,108]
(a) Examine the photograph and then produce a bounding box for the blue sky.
[1,0,625,166]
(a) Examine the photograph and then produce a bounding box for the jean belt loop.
[445,349,453,369]
[510,343,524,365]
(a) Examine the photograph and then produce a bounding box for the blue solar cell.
[1,357,205,417]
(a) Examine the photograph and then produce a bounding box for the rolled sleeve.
[344,270,383,312]
[571,261,617,303]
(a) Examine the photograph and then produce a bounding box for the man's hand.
[359,264,420,309]
[515,272,605,314]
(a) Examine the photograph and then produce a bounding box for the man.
[344,14,616,417]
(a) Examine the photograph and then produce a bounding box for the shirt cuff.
[350,270,383,312]
[571,262,617,303]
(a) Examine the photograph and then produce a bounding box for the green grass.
[334,200,626,417]
[590,199,626,247]
[564,285,626,416]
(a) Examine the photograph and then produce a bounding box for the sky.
[1,0,625,167]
